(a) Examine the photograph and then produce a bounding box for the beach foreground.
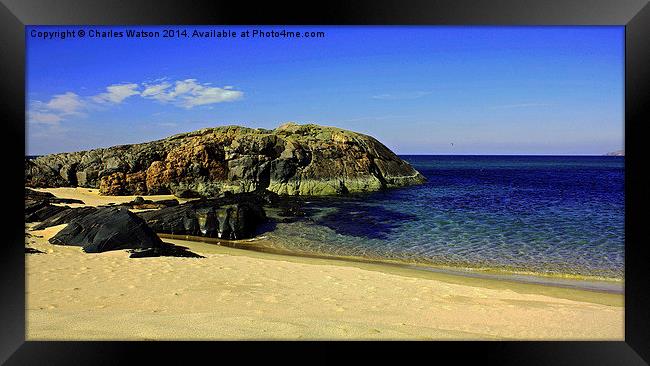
[26,204,623,340]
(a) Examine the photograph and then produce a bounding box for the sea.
[255,155,625,284]
[28,154,625,285]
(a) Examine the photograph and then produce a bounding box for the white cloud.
[28,111,63,125]
[45,92,84,115]
[92,83,140,104]
[27,92,85,125]
[28,78,243,126]
[141,81,172,100]
[141,79,243,108]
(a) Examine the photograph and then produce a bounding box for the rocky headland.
[25,122,425,197]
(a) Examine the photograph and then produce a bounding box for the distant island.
[605,150,625,156]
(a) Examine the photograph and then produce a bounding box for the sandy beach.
[25,188,624,340]
[31,187,199,207]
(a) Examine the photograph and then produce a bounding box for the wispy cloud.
[27,111,64,125]
[45,92,85,114]
[372,91,432,100]
[92,83,140,104]
[141,79,243,108]
[141,81,173,101]
[28,92,86,125]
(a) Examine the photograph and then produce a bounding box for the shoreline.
[32,187,625,293]
[158,233,624,295]
[32,187,624,293]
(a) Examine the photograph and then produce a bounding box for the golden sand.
[30,187,197,207]
[25,188,624,340]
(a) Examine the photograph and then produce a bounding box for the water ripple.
[265,156,624,279]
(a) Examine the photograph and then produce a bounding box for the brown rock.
[99,172,126,195]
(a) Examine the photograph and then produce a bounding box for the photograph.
[23,25,626,341]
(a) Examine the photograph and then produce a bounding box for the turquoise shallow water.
[257,156,624,280]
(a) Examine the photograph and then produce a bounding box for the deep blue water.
[260,156,625,279]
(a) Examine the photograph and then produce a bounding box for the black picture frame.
[2,0,648,364]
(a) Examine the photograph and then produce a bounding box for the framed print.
[1,0,648,364]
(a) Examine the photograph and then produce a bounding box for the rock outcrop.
[31,189,273,241]
[118,196,180,210]
[49,207,163,253]
[25,188,85,222]
[25,188,84,205]
[31,207,98,230]
[26,123,425,197]
[138,190,271,240]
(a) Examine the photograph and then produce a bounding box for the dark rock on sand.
[117,196,180,210]
[25,188,84,205]
[32,207,98,230]
[37,206,203,258]
[155,199,181,207]
[129,243,205,258]
[138,190,269,240]
[25,201,69,222]
[25,188,87,222]
[32,190,271,242]
[49,207,163,253]
[25,247,45,254]
[25,123,426,197]
[24,231,44,253]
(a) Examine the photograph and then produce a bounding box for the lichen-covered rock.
[25,123,425,197]
[98,172,126,195]
[99,171,148,196]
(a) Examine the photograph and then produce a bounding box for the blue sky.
[26,26,624,155]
